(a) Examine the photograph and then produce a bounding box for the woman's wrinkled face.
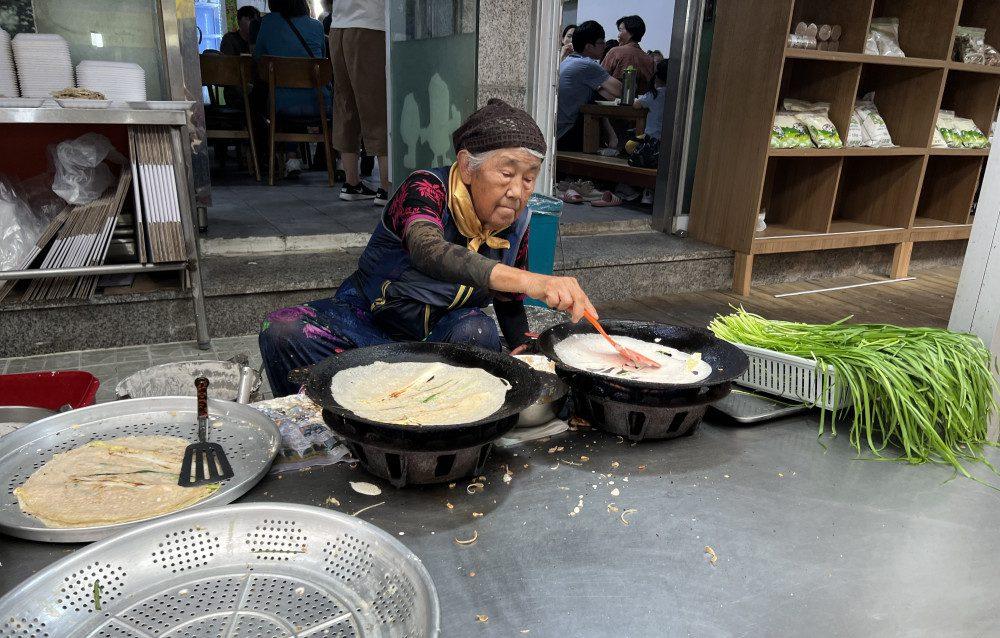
[460,149,542,231]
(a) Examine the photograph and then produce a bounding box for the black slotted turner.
[178,377,234,487]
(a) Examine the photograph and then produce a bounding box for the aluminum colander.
[0,503,440,638]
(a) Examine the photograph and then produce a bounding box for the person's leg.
[557,117,584,152]
[426,308,502,352]
[347,28,389,194]
[258,285,391,396]
[377,156,389,191]
[329,28,363,186]
[342,150,360,185]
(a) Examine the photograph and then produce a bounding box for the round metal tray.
[0,503,440,638]
[0,397,280,543]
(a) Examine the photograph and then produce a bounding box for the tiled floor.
[202,169,651,241]
[1,335,268,404]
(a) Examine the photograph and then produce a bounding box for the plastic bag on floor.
[50,132,124,205]
[0,175,49,271]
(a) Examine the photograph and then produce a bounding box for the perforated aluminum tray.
[0,503,440,638]
[0,397,280,543]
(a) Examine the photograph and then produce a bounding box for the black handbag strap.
[282,15,316,58]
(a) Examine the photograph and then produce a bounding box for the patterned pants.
[258,279,501,396]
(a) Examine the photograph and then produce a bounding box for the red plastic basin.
[0,371,100,410]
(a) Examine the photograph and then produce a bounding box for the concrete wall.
[476,0,533,108]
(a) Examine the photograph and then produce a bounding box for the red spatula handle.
[195,377,209,441]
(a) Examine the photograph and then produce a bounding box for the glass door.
[387,0,479,184]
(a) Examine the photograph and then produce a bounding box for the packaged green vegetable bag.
[770,111,813,148]
[784,99,843,148]
[937,110,963,148]
[954,116,989,148]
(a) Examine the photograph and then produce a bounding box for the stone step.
[0,232,967,357]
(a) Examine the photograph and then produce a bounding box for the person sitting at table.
[221,5,260,56]
[556,20,622,152]
[635,59,669,142]
[602,15,655,95]
[218,6,260,113]
[252,0,331,178]
[258,99,598,396]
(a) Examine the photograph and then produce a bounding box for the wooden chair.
[258,55,335,186]
[200,53,260,181]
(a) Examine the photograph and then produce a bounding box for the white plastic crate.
[731,343,852,411]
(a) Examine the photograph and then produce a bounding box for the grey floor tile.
[148,354,218,367]
[79,346,151,366]
[148,342,213,358]
[0,360,7,374]
[273,219,348,236]
[5,357,50,373]
[43,352,82,370]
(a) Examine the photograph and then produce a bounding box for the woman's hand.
[523,273,597,322]
[490,265,598,323]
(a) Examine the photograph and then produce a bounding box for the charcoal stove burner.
[304,342,540,487]
[539,321,749,442]
[323,408,510,486]
[570,382,732,441]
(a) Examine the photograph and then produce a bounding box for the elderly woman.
[259,99,597,396]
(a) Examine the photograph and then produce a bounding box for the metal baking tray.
[709,389,809,424]
[0,503,440,638]
[0,397,279,543]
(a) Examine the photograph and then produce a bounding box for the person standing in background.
[602,15,655,94]
[329,0,391,205]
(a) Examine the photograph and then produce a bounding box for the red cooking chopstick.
[582,309,661,370]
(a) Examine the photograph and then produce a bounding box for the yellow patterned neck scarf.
[448,162,511,253]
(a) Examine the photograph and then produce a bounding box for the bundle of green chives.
[709,308,999,477]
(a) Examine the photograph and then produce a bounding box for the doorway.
[201,0,481,253]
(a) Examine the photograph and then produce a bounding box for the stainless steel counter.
[0,106,188,126]
[1,414,997,637]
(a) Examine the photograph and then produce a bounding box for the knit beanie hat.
[452,98,547,155]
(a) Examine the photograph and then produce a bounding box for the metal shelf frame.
[0,106,211,349]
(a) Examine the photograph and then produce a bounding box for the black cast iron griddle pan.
[537,320,750,404]
[303,341,541,450]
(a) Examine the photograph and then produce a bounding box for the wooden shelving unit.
[689,0,996,294]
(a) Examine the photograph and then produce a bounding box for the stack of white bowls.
[0,29,18,98]
[76,61,147,101]
[11,33,73,98]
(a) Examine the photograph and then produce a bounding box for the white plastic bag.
[0,176,49,272]
[954,26,987,65]
[854,96,893,147]
[847,111,868,147]
[50,133,124,205]
[864,31,879,55]
[870,18,905,57]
